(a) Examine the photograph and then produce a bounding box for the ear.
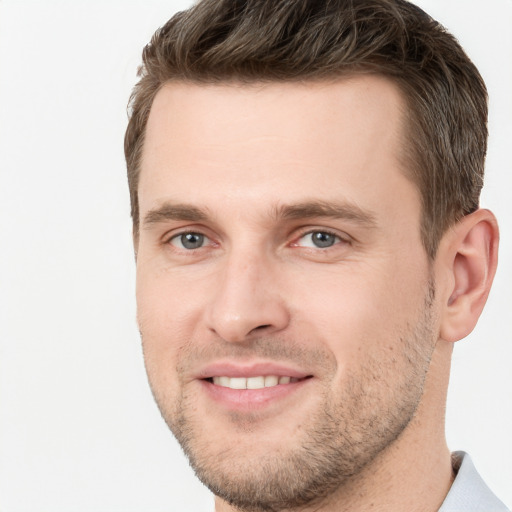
[438,209,499,343]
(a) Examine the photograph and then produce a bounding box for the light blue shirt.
[439,452,509,512]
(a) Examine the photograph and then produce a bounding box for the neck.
[215,341,455,512]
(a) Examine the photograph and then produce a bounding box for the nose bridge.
[206,243,289,342]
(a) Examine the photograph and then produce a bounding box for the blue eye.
[170,232,208,250]
[298,231,341,248]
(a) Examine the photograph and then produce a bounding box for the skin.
[135,76,499,512]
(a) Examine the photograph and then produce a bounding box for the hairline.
[130,72,450,259]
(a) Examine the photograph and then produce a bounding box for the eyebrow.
[142,199,377,229]
[275,200,377,227]
[142,203,209,227]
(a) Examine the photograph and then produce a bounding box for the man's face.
[136,77,438,510]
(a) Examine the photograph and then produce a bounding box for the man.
[124,0,508,511]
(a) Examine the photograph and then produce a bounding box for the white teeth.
[217,376,230,387]
[264,375,278,387]
[229,377,247,390]
[211,375,298,389]
[247,376,265,389]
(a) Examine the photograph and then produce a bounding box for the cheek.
[136,267,205,390]
[136,261,205,332]
[289,261,429,361]
[294,270,434,420]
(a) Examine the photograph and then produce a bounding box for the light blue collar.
[439,452,509,512]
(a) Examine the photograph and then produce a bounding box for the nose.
[204,250,290,343]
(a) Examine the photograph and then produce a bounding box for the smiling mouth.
[205,375,312,390]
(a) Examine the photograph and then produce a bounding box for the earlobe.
[439,209,499,343]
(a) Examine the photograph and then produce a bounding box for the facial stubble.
[144,285,437,512]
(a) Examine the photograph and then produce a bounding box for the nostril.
[252,324,271,332]
[246,324,272,336]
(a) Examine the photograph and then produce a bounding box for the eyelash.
[164,227,350,252]
[291,229,349,249]
[166,231,214,251]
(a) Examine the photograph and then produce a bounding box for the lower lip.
[199,378,311,411]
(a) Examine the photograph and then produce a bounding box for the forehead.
[139,76,416,223]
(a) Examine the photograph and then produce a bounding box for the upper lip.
[196,361,311,380]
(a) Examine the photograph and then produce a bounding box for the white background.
[0,1,510,511]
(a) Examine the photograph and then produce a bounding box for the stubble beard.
[145,286,437,512]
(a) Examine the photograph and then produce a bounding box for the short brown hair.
[125,0,488,258]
